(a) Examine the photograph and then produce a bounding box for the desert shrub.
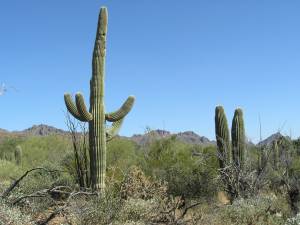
[17,160,73,192]
[117,198,157,223]
[216,195,290,225]
[120,166,168,200]
[107,138,141,180]
[0,160,23,183]
[0,137,23,162]
[0,199,33,225]
[61,137,141,187]
[60,150,78,180]
[8,161,74,215]
[69,166,179,225]
[20,135,72,168]
[118,166,184,224]
[69,191,123,225]
[141,137,218,198]
[0,135,72,169]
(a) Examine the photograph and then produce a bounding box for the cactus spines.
[231,108,245,169]
[64,7,135,192]
[215,106,231,168]
[15,145,22,166]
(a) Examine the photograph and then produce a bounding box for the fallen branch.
[179,201,202,219]
[1,167,61,198]
[12,189,49,205]
[12,186,73,205]
[35,190,97,225]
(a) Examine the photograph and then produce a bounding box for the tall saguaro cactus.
[231,108,245,169]
[215,106,231,169]
[64,7,135,191]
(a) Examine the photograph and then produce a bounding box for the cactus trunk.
[89,9,107,190]
[231,108,245,169]
[64,7,135,192]
[215,106,231,169]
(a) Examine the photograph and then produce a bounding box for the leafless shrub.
[65,112,90,189]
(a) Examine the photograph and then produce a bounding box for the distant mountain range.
[0,124,296,147]
[18,124,67,136]
[0,124,215,146]
[128,129,215,146]
[0,124,67,139]
[257,132,292,147]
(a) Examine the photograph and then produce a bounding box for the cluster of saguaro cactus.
[215,106,246,170]
[64,7,135,192]
[215,106,246,200]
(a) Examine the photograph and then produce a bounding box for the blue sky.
[1,1,300,142]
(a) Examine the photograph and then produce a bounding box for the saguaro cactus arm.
[105,96,135,122]
[64,93,93,122]
[75,93,93,121]
[64,94,85,121]
[106,118,124,142]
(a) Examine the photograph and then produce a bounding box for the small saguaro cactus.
[15,145,22,166]
[231,108,245,169]
[215,106,231,169]
[64,7,135,192]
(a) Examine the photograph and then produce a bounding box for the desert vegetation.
[1,126,300,225]
[1,5,300,225]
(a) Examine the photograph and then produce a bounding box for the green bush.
[141,137,218,198]
[20,135,72,168]
[0,137,23,162]
[0,160,23,186]
[107,138,141,180]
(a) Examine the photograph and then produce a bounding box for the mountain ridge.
[0,124,215,146]
[0,124,296,147]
